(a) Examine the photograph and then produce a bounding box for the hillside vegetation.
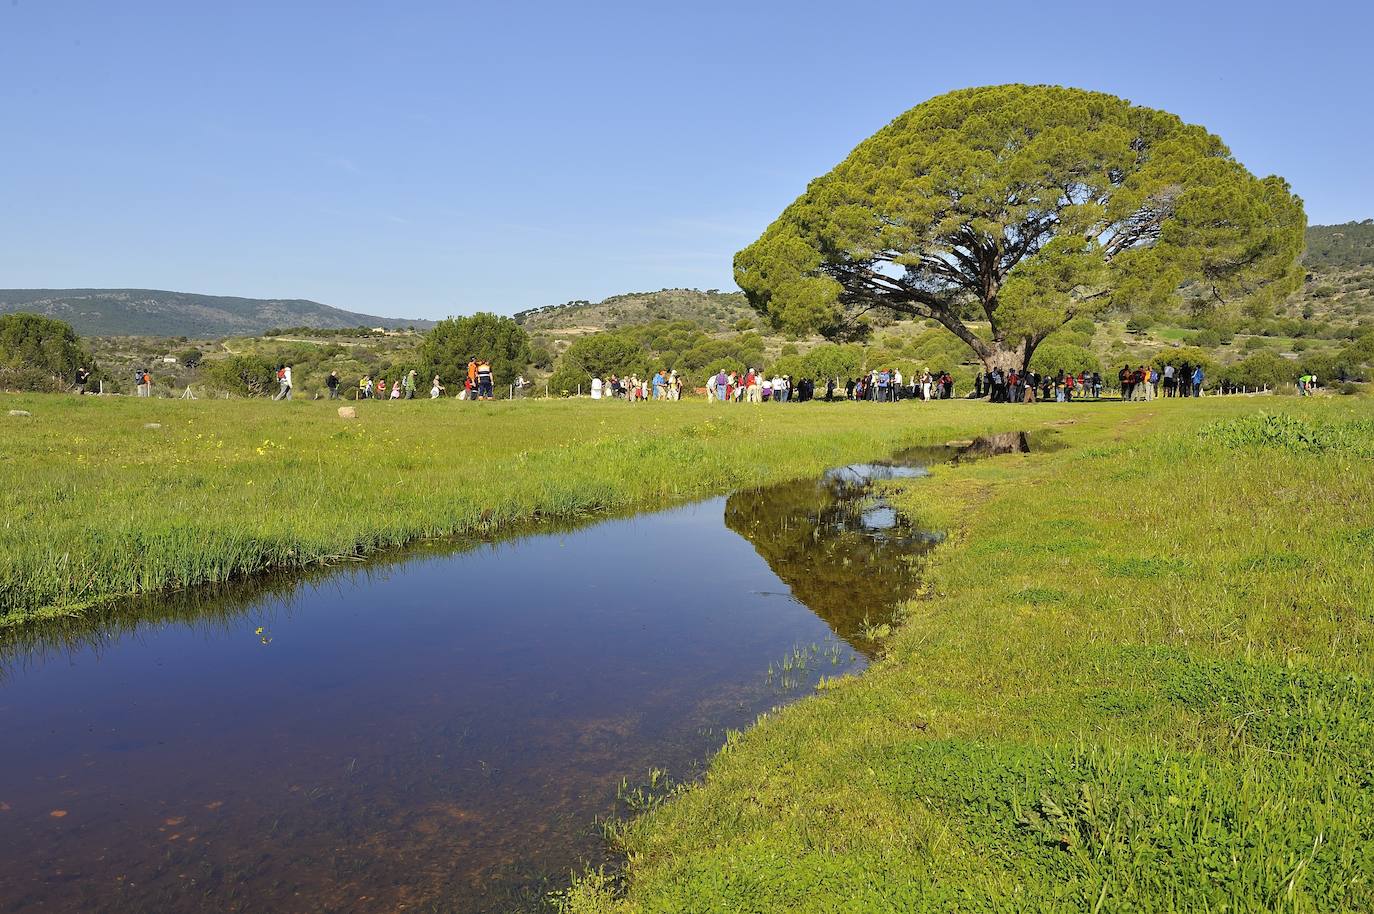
[1303,220,1374,270]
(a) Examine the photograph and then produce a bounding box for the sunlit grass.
[560,395,1374,913]
[1,393,1048,625]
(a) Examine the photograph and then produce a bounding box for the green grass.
[561,396,1374,913]
[0,393,1047,626]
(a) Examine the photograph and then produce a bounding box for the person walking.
[1191,365,1205,397]
[431,375,445,398]
[273,365,292,400]
[326,370,341,399]
[75,366,91,395]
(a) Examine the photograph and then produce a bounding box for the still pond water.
[0,435,1032,913]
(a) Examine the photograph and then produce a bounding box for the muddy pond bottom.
[0,442,1006,913]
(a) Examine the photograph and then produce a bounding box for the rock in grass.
[144,422,162,429]
[337,406,358,419]
[8,410,32,417]
[946,439,974,447]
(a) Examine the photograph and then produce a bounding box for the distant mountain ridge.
[0,289,432,337]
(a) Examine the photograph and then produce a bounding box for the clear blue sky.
[2,0,1370,320]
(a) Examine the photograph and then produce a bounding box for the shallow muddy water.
[0,435,1036,913]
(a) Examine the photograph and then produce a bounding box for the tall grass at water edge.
[558,396,1374,914]
[2,394,1046,625]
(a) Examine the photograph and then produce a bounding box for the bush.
[0,366,68,392]
[1030,342,1099,376]
[203,355,278,396]
[1222,351,1297,391]
[0,312,91,384]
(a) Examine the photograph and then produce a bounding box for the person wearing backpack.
[274,365,292,400]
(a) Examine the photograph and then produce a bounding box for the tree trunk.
[979,337,1032,373]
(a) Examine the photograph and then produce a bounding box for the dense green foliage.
[417,312,532,388]
[547,321,766,392]
[565,398,1374,914]
[1303,220,1374,269]
[0,313,90,391]
[1028,341,1100,376]
[735,85,1306,373]
[202,354,279,396]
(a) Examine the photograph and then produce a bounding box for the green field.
[0,393,1048,626]
[560,395,1374,913]
[5,391,1373,913]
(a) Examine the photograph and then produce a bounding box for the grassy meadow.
[562,396,1374,913]
[5,389,1372,912]
[0,392,1048,626]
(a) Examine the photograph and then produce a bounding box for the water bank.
[0,396,1054,626]
[562,398,1374,914]
[0,436,1019,913]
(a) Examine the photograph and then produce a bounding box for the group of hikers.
[975,362,1209,403]
[588,367,957,403]
[307,358,497,401]
[591,371,687,401]
[82,354,1318,403]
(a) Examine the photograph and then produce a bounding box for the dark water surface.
[0,435,1034,913]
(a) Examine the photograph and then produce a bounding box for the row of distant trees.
[0,311,536,396]
[199,313,534,397]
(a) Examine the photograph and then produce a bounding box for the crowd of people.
[585,367,957,403]
[312,358,496,402]
[96,354,1320,404]
[591,370,687,401]
[973,362,1211,404]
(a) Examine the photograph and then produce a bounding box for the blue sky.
[2,0,1370,320]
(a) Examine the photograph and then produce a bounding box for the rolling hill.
[515,288,754,335]
[0,289,431,337]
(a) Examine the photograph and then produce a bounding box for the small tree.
[418,313,532,389]
[204,355,278,396]
[801,343,865,382]
[735,85,1305,373]
[0,313,91,387]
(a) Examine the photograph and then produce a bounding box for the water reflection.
[725,447,950,656]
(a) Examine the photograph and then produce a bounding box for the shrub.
[203,355,278,396]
